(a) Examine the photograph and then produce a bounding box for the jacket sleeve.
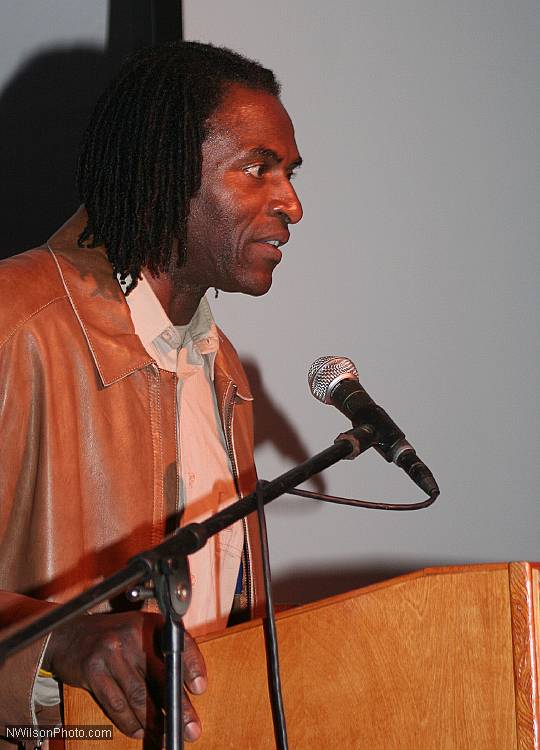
[0,323,60,728]
[0,594,60,730]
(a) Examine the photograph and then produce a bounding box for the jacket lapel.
[48,208,153,386]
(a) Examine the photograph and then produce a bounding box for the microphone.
[308,356,439,497]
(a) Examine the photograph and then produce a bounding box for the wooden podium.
[60,562,540,749]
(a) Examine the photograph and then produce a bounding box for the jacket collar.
[48,208,154,386]
[47,208,253,401]
[214,330,253,402]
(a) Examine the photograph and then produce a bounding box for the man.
[0,41,302,742]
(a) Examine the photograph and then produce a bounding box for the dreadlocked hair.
[77,41,280,292]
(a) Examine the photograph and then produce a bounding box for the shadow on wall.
[242,357,327,495]
[0,0,182,260]
[0,46,108,259]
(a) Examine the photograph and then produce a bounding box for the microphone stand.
[0,426,374,749]
[0,424,437,749]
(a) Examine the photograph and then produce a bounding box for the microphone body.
[309,357,439,497]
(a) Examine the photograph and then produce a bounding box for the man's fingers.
[90,669,145,739]
[45,612,205,741]
[183,689,202,743]
[104,651,153,730]
[183,631,207,694]
[182,633,205,742]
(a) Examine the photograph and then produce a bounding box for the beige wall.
[184,1,540,599]
[1,1,538,601]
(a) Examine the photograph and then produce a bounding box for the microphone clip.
[333,424,377,460]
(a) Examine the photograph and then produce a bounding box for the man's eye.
[244,164,265,178]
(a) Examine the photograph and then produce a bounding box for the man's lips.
[251,240,283,263]
[253,233,290,248]
[248,233,289,264]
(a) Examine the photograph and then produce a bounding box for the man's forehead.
[213,82,280,114]
[208,84,290,133]
[204,84,300,162]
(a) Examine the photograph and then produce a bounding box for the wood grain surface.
[60,563,539,749]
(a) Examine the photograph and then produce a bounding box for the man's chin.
[224,273,274,297]
[248,275,274,297]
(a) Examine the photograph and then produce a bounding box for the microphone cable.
[287,485,439,510]
[255,479,289,750]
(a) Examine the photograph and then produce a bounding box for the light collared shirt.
[122,273,244,637]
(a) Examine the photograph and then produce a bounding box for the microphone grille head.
[308,356,359,404]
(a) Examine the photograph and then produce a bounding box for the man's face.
[182,83,303,296]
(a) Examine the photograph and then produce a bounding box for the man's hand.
[42,611,207,742]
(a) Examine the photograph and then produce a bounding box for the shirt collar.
[120,273,220,377]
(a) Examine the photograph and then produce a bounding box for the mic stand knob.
[125,583,156,602]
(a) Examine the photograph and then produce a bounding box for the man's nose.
[270,181,303,225]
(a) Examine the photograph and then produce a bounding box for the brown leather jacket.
[0,210,264,728]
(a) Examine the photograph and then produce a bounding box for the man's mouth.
[253,234,289,248]
[251,239,284,264]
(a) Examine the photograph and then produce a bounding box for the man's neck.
[142,268,207,326]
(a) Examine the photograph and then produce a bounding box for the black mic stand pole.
[160,556,191,750]
[0,425,378,750]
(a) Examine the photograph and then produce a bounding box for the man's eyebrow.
[246,147,303,170]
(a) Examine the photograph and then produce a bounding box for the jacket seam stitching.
[149,366,164,547]
[47,244,152,384]
[47,244,108,384]
[222,382,256,614]
[0,296,67,350]
[221,379,232,418]
[173,374,181,518]
[30,633,54,725]
[216,330,253,400]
